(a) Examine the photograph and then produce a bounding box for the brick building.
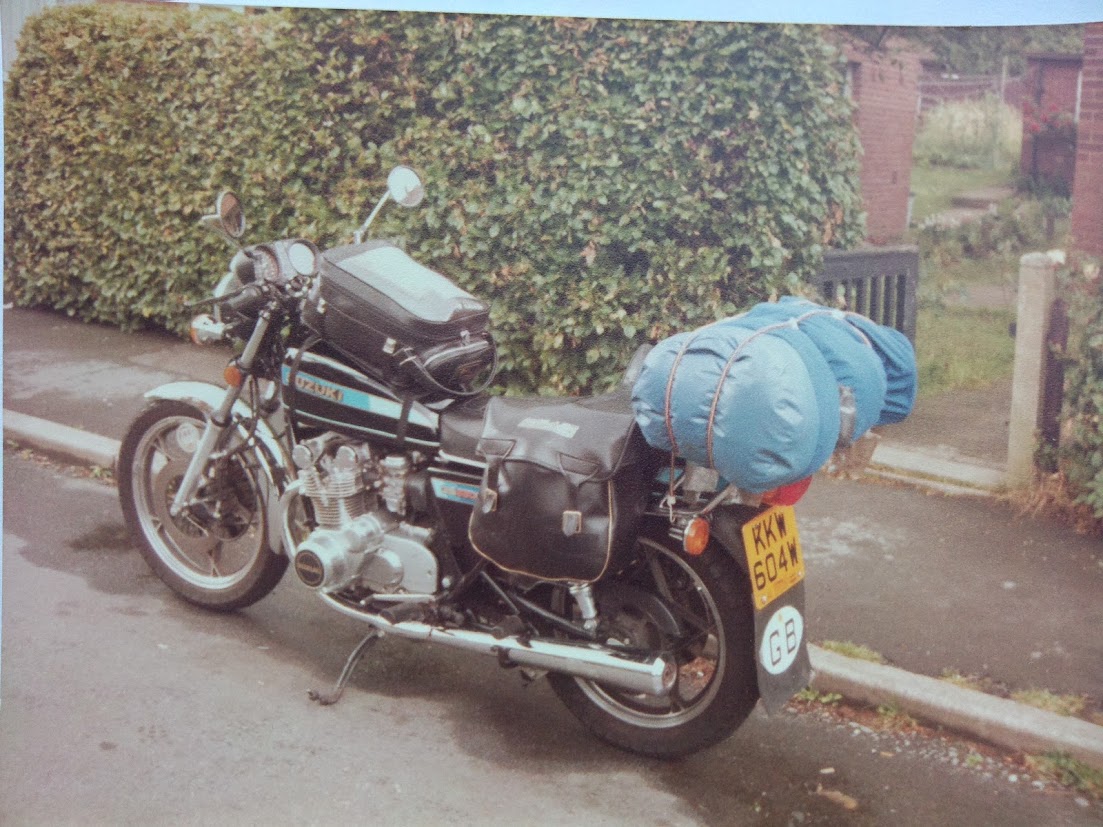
[841,38,923,244]
[1071,23,1103,257]
[1019,52,1083,192]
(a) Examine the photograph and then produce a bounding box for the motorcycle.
[117,166,811,758]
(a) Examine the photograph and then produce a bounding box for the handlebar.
[222,283,268,317]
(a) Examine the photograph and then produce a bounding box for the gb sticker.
[759,604,804,675]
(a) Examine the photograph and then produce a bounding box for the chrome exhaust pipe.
[319,593,676,697]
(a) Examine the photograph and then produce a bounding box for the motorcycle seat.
[438,347,648,465]
[438,395,491,462]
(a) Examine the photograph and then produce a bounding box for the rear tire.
[548,535,758,758]
[118,400,287,611]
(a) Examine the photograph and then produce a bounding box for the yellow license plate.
[741,505,804,610]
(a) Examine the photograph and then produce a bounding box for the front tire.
[548,535,758,758]
[118,399,287,611]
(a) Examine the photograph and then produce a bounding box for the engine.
[289,436,439,596]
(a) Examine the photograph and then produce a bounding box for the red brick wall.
[1071,24,1103,256]
[844,41,921,244]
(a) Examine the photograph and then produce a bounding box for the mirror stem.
[354,191,392,245]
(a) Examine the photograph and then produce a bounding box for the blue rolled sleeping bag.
[631,318,839,493]
[844,313,917,425]
[735,297,889,439]
[631,297,917,493]
[721,314,841,480]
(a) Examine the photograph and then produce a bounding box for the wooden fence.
[810,246,919,343]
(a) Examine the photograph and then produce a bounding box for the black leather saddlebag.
[468,393,658,583]
[303,241,495,397]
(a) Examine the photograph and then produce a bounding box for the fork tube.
[169,307,274,517]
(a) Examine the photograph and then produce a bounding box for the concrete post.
[1006,253,1057,486]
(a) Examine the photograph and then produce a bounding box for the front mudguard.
[142,380,293,556]
[711,506,812,713]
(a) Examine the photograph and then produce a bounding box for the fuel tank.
[281,346,441,451]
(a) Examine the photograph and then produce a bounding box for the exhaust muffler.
[319,594,676,697]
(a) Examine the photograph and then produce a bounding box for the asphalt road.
[2,451,1099,826]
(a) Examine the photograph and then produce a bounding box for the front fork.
[169,307,274,517]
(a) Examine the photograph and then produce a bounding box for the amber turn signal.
[683,516,710,556]
[223,362,245,388]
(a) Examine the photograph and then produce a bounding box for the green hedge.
[1060,260,1103,521]
[5,6,865,394]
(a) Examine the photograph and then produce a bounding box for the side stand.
[308,630,383,706]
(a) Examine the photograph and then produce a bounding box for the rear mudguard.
[710,506,812,713]
[142,381,293,556]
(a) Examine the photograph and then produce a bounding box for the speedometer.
[288,241,319,277]
[252,247,280,283]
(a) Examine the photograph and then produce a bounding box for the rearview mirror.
[387,166,425,208]
[216,191,246,239]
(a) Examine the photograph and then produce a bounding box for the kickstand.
[308,630,382,706]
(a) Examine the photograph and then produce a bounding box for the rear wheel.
[118,400,287,611]
[548,535,758,758]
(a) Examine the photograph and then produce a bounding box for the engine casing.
[289,438,439,596]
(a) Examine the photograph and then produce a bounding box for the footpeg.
[379,601,427,625]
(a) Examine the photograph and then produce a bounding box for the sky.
[182,0,1101,26]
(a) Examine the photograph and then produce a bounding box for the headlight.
[288,241,319,277]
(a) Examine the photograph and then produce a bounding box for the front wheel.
[118,399,287,611]
[548,535,759,758]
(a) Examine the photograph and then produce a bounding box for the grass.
[909,164,1016,226]
[915,305,1015,399]
[1010,689,1088,718]
[940,670,987,692]
[926,254,1018,290]
[820,640,886,663]
[907,155,1021,399]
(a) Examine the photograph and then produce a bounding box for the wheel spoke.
[645,553,713,641]
[152,427,194,465]
[212,525,263,576]
[646,551,676,602]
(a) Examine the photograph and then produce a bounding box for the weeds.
[1010,689,1088,718]
[1025,753,1103,799]
[876,702,919,731]
[939,670,986,692]
[820,641,886,664]
[796,688,843,705]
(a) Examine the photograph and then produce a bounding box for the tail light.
[761,476,812,506]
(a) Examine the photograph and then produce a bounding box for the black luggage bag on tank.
[468,393,660,583]
[303,241,496,397]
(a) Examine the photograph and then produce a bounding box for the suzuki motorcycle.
[117,166,811,758]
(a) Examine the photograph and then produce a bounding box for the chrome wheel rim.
[130,415,265,590]
[575,538,726,729]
